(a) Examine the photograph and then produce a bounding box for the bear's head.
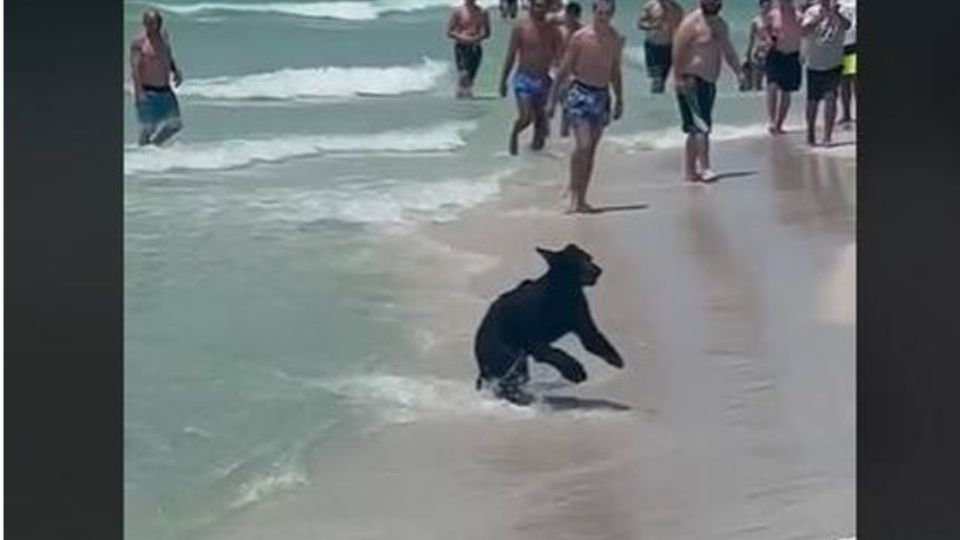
[536,243,602,287]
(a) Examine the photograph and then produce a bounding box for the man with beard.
[672,0,743,182]
[500,0,565,154]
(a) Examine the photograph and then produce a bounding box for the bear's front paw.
[564,363,588,383]
[606,353,624,368]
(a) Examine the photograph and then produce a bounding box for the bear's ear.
[536,246,556,262]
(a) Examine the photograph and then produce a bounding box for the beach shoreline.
[200,128,856,540]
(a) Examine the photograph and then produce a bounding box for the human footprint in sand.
[546,0,624,214]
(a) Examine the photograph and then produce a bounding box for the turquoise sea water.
[124,1,767,538]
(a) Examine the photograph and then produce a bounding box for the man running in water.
[765,0,802,134]
[547,0,624,214]
[130,9,184,146]
[500,0,564,154]
[448,0,492,98]
[672,0,743,183]
[636,0,684,94]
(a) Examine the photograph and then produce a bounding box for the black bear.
[473,243,624,405]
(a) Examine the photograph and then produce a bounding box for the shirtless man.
[447,0,492,98]
[556,2,584,137]
[743,0,774,91]
[672,0,743,183]
[636,0,685,94]
[546,0,624,214]
[500,0,564,154]
[765,0,803,134]
[130,9,184,146]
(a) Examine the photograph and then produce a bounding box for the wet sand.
[202,130,856,540]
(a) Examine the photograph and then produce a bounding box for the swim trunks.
[675,75,716,134]
[513,70,552,104]
[454,43,483,82]
[136,86,181,131]
[842,43,856,76]
[765,49,802,92]
[806,66,842,101]
[643,40,673,80]
[564,80,611,128]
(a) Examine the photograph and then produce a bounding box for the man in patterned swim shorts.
[547,0,624,214]
[500,0,564,154]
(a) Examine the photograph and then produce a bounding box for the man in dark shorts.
[448,0,492,98]
[672,0,743,183]
[800,0,850,146]
[765,0,802,134]
[130,9,184,146]
[636,0,684,94]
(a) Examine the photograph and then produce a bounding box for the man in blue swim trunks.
[672,0,743,182]
[500,0,564,154]
[130,9,184,146]
[546,0,624,213]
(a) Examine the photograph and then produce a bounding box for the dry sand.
[203,129,856,540]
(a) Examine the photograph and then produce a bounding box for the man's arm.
[611,35,624,120]
[800,5,822,35]
[671,18,692,88]
[446,10,463,41]
[833,1,851,30]
[480,10,491,41]
[499,25,520,96]
[164,32,183,87]
[130,40,143,100]
[637,2,656,31]
[547,33,579,115]
[719,20,743,78]
[745,19,757,60]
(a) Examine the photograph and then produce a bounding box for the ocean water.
[124,1,768,538]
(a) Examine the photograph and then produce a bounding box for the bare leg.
[840,76,854,124]
[684,133,700,182]
[823,91,838,146]
[651,76,665,94]
[699,133,715,181]
[766,83,779,133]
[568,122,598,213]
[510,101,534,155]
[138,126,154,146]
[775,91,791,133]
[151,119,183,146]
[531,105,548,151]
[806,98,820,146]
